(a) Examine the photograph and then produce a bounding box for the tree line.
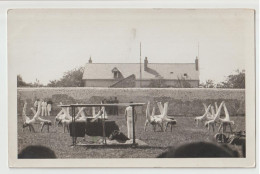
[17,67,84,87]
[199,69,245,89]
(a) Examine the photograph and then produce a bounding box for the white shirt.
[125,106,137,121]
[34,101,38,107]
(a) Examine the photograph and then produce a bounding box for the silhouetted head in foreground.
[157,142,239,158]
[18,145,56,159]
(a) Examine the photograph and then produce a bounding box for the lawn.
[17,114,245,158]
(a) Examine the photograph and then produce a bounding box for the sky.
[8,9,254,85]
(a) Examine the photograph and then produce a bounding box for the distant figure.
[102,99,107,114]
[108,97,113,115]
[114,97,119,115]
[41,100,47,117]
[157,142,239,158]
[34,99,39,112]
[110,97,115,115]
[47,100,53,116]
[125,102,137,139]
[18,145,56,159]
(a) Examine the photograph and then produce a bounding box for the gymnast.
[22,100,51,132]
[91,106,108,122]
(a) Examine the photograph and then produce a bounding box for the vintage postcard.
[8,8,255,167]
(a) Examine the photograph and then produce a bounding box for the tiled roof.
[83,63,199,80]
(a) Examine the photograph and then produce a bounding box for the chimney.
[195,56,199,71]
[144,57,148,71]
[89,56,92,63]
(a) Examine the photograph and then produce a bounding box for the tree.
[200,79,215,88]
[47,67,84,87]
[217,69,245,89]
[17,75,44,87]
[17,75,30,87]
[32,78,44,87]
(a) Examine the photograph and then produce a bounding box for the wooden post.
[132,106,136,145]
[72,106,76,146]
[101,107,106,145]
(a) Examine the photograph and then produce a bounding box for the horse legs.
[164,122,168,132]
[229,123,233,133]
[158,123,163,132]
[63,123,66,133]
[67,125,70,133]
[218,123,223,132]
[30,124,35,133]
[212,124,215,132]
[54,119,57,127]
[144,120,148,131]
[153,124,156,132]
[223,124,226,132]
[40,123,45,132]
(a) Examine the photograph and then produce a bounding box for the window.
[112,67,121,79]
[184,73,187,76]
[114,71,118,79]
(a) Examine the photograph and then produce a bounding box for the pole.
[101,106,106,145]
[132,106,136,146]
[72,106,76,146]
[198,42,199,58]
[140,42,142,88]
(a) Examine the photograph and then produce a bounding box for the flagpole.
[140,42,142,88]
[198,42,199,58]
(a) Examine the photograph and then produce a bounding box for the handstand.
[22,102,36,132]
[22,100,52,132]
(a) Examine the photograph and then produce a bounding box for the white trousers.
[47,104,52,116]
[41,107,47,116]
[127,118,133,139]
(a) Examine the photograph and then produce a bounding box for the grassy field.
[18,114,245,158]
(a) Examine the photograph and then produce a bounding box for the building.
[82,57,199,88]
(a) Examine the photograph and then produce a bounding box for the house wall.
[84,79,118,87]
[135,80,199,88]
[17,88,245,117]
[85,79,199,88]
[164,80,199,88]
[110,75,136,88]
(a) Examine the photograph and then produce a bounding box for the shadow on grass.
[74,144,168,150]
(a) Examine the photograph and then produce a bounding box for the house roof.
[83,63,199,80]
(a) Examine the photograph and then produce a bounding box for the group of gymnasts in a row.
[22,99,137,139]
[22,99,109,133]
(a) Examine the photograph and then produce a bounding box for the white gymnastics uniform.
[44,102,48,116]
[47,103,52,116]
[41,101,47,116]
[125,106,137,139]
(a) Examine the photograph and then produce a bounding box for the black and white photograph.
[7,8,255,167]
